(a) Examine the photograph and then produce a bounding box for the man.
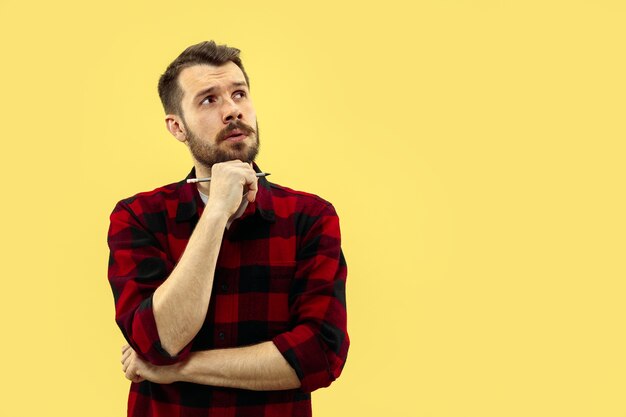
[107,41,349,416]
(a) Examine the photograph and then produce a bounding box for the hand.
[121,344,179,384]
[204,161,258,217]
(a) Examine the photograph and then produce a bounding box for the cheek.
[242,103,256,119]
[195,115,222,134]
[247,111,257,126]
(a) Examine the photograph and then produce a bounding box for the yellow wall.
[1,1,625,416]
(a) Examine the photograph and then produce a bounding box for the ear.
[165,114,188,143]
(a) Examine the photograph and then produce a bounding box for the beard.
[184,120,260,168]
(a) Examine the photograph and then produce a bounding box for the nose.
[222,99,242,123]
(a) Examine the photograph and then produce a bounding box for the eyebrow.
[194,81,248,101]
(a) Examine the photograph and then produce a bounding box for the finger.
[122,354,132,372]
[121,344,131,354]
[244,173,258,203]
[125,360,139,381]
[247,189,257,203]
[121,347,132,364]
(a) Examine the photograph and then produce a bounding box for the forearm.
[153,209,229,356]
[177,342,301,391]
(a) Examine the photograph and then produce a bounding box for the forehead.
[178,62,247,99]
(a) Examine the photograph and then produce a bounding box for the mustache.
[216,120,256,142]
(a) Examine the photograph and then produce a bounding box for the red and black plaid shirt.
[107,166,349,417]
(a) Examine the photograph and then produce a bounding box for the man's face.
[175,62,259,167]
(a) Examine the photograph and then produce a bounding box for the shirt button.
[221,283,229,292]
[218,331,226,340]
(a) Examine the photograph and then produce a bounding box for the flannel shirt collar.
[175,163,276,223]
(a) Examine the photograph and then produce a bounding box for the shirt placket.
[214,229,240,348]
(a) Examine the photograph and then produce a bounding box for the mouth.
[223,129,248,142]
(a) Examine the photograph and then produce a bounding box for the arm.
[121,203,349,392]
[154,162,260,356]
[109,161,258,363]
[122,342,300,390]
[271,203,349,392]
[150,208,227,356]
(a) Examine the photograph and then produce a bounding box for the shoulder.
[110,180,185,218]
[267,183,343,249]
[267,182,338,218]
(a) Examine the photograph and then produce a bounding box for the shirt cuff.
[272,326,336,393]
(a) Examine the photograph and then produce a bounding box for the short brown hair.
[157,41,250,116]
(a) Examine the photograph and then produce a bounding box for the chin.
[226,140,259,163]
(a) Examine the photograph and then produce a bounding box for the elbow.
[118,329,187,366]
[116,307,191,366]
[131,337,190,366]
[159,339,186,360]
[153,320,201,363]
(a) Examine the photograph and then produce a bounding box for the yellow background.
[1,1,624,416]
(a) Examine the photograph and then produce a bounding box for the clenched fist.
[204,160,258,219]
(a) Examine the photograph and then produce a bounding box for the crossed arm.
[108,162,348,393]
[115,162,299,390]
[121,341,300,390]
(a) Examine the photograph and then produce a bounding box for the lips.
[224,129,247,142]
[217,122,256,143]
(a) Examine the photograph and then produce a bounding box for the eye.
[201,96,216,105]
[233,90,246,100]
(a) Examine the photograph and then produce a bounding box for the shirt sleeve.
[272,203,349,393]
[107,200,193,365]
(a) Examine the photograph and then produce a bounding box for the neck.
[194,162,212,196]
